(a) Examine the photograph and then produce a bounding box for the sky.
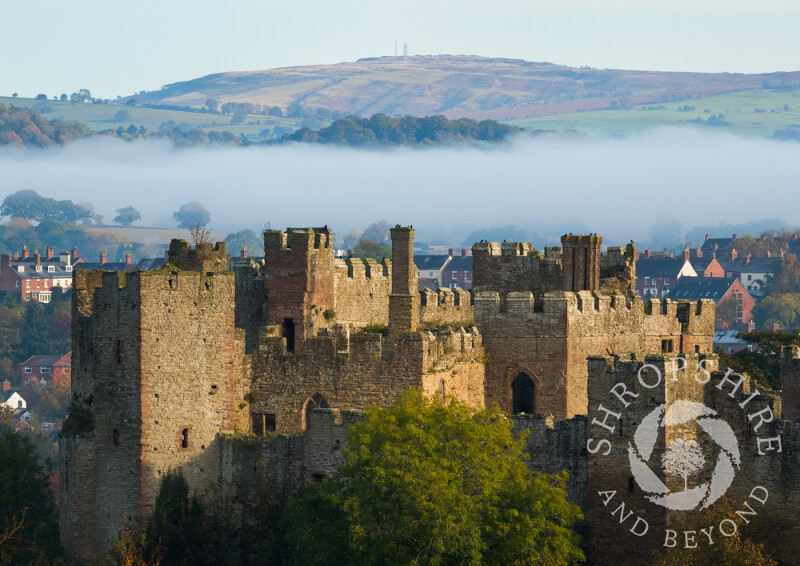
[1,130,798,247]
[2,0,799,99]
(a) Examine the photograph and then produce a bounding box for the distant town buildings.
[21,352,72,389]
[0,247,82,302]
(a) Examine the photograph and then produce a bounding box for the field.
[0,97,306,139]
[507,89,800,137]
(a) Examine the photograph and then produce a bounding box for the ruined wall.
[262,228,335,350]
[419,287,474,327]
[137,270,248,515]
[332,257,391,327]
[61,258,250,562]
[249,324,483,432]
[476,291,715,418]
[781,346,800,422]
[233,258,266,353]
[471,238,636,305]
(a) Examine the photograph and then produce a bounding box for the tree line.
[280,113,523,146]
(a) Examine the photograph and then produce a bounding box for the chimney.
[713,244,718,251]
[1,254,10,268]
[773,322,781,332]
[645,248,651,258]
[125,252,132,265]
[663,247,667,254]
[461,248,468,257]
[780,248,785,258]
[46,246,54,259]
[732,233,738,240]
[705,234,710,240]
[1,379,9,392]
[347,249,354,257]
[669,252,674,258]
[696,248,703,258]
[561,234,602,292]
[746,253,751,265]
[240,246,248,259]
[767,251,772,258]
[100,252,107,264]
[60,250,71,265]
[729,248,737,261]
[22,246,29,259]
[34,252,41,266]
[448,248,454,258]
[389,226,419,337]
[12,252,19,260]
[684,246,690,262]
[71,247,79,261]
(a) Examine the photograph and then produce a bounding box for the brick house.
[414,254,451,289]
[719,250,780,296]
[21,352,72,389]
[442,248,472,289]
[635,254,696,298]
[0,246,82,302]
[688,247,726,277]
[667,277,755,328]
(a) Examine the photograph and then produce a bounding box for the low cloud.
[0,129,797,248]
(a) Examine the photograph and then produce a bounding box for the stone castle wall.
[61,266,249,562]
[248,325,484,432]
[476,290,715,418]
[332,257,391,327]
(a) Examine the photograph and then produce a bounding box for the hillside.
[126,55,800,120]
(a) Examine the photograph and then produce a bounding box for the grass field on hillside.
[0,97,306,139]
[508,89,800,137]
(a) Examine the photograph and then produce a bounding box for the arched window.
[512,374,535,414]
[302,393,330,430]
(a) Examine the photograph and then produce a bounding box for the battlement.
[471,240,562,260]
[472,233,635,301]
[475,290,713,326]
[166,239,228,273]
[335,257,391,279]
[263,227,333,252]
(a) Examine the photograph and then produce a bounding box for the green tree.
[361,220,391,244]
[173,202,210,230]
[113,206,141,227]
[282,389,584,566]
[765,254,800,294]
[0,430,61,564]
[224,229,264,257]
[351,239,390,261]
[752,293,800,331]
[716,330,800,389]
[113,110,132,123]
[654,497,776,565]
[205,99,218,113]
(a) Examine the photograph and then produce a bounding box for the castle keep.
[62,227,756,564]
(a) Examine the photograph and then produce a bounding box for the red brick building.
[0,246,81,302]
[21,352,72,389]
[442,248,472,289]
[667,277,755,329]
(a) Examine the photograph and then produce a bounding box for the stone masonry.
[60,228,738,565]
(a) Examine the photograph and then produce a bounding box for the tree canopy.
[173,202,210,229]
[0,429,61,564]
[113,206,141,227]
[281,389,584,566]
[715,330,800,389]
[0,190,93,223]
[0,104,92,147]
[224,229,264,257]
[280,113,523,146]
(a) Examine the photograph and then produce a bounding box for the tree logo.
[628,400,741,511]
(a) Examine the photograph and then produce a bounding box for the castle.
[60,227,800,564]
